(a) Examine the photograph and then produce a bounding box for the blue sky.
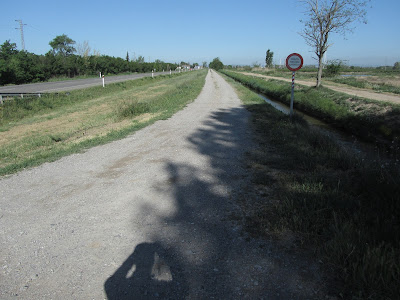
[1,0,399,67]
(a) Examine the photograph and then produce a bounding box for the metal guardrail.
[0,93,44,104]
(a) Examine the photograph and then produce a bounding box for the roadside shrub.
[324,60,344,77]
[117,101,151,118]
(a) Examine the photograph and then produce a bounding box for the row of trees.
[0,35,181,86]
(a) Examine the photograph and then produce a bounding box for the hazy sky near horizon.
[1,0,399,67]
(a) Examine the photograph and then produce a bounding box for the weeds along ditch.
[221,70,400,159]
[0,70,207,176]
[221,72,400,299]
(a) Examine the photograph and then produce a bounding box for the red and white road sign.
[286,53,303,72]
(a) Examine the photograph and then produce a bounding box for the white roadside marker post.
[285,53,304,118]
[102,75,105,88]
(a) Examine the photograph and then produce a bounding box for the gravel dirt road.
[241,72,400,104]
[0,70,326,299]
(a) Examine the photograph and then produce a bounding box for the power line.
[15,19,27,50]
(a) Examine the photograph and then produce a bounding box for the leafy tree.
[43,51,60,78]
[136,55,145,63]
[126,51,130,62]
[64,55,80,77]
[9,51,45,84]
[300,0,369,87]
[0,41,46,84]
[265,49,274,68]
[49,34,76,56]
[0,40,18,85]
[393,62,400,70]
[209,57,224,70]
[0,40,18,60]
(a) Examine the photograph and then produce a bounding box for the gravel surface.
[0,70,325,299]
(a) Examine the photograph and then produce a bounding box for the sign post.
[286,53,303,117]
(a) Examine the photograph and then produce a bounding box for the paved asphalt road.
[0,71,179,94]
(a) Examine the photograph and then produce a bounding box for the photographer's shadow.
[105,242,187,299]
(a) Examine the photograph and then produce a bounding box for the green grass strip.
[221,70,400,145]
[222,72,400,299]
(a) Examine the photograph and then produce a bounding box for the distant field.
[330,75,400,94]
[0,70,207,175]
[241,67,400,94]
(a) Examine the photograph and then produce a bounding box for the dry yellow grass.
[0,72,207,172]
[0,82,172,149]
[0,70,208,175]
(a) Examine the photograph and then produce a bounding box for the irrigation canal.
[258,93,385,160]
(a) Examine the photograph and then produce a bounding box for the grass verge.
[221,70,400,156]
[222,73,400,299]
[0,70,207,176]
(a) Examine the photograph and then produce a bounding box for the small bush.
[323,60,344,77]
[117,101,151,118]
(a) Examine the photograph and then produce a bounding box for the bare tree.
[77,40,91,58]
[92,49,101,57]
[300,0,369,87]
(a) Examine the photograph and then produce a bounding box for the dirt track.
[241,72,400,104]
[0,70,326,299]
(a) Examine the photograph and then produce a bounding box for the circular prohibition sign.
[286,53,304,72]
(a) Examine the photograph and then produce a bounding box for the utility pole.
[15,19,27,50]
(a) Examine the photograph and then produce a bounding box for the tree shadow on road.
[104,104,324,298]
